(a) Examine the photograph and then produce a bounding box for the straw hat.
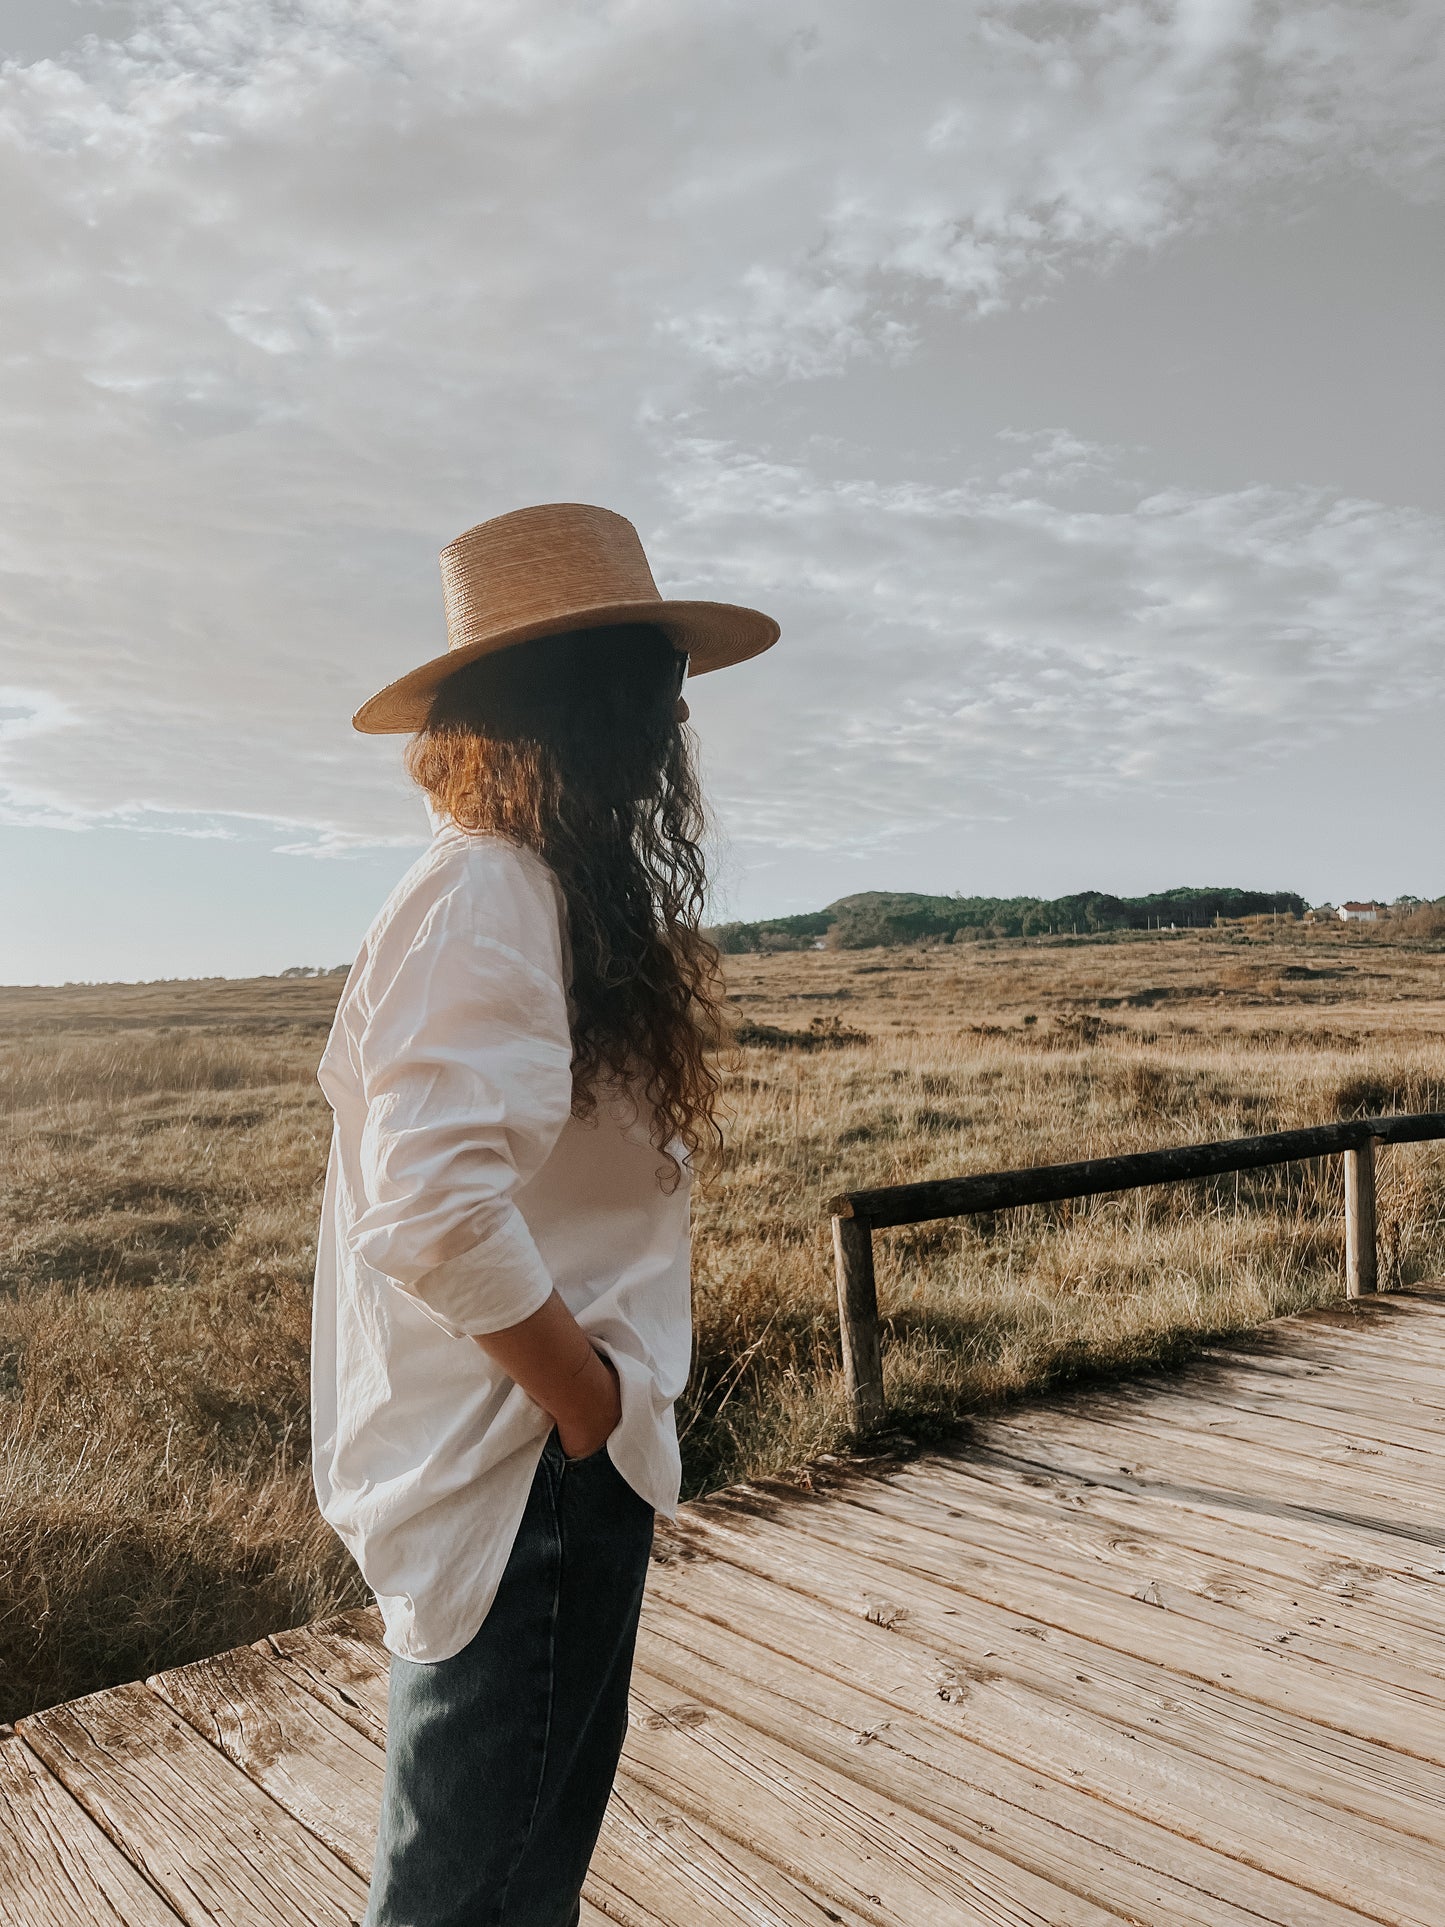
[352,501,780,733]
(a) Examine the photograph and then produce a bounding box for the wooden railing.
[827,1111,1445,1431]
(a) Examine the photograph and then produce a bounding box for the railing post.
[832,1213,885,1432]
[1345,1136,1378,1298]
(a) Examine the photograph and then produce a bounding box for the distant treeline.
[709,886,1311,952]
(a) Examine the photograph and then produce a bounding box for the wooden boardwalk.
[6,1289,1445,1926]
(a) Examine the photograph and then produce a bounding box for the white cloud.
[659,436,1445,849]
[0,0,1439,862]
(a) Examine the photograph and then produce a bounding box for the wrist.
[548,1343,616,1424]
[552,1346,621,1458]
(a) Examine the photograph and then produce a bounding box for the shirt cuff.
[398,1211,556,1340]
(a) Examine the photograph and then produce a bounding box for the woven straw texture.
[353,502,778,734]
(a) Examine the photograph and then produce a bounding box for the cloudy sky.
[1,0,1441,981]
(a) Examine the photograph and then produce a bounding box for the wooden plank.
[280,1583,1442,1924]
[16,1681,368,1926]
[645,1510,1445,1918]
[1009,1405,1445,1556]
[1121,1399,1445,1513]
[0,1728,186,1927]
[924,1452,1445,1654]
[273,1607,1114,1923]
[1204,1331,1445,1383]
[646,1538,1445,1923]
[622,1671,1124,1927]
[1219,1320,1445,1386]
[962,1426,1445,1585]
[1078,1395,1445,1510]
[264,1612,866,1925]
[1220,1357,1445,1418]
[633,1597,1382,1927]
[262,1610,390,1738]
[828,1463,1445,1696]
[148,1640,384,1874]
[12,1295,1445,1927]
[958,1435,1445,1673]
[591,1777,880,1926]
[1101,1351,1445,1468]
[1184,1360,1445,1456]
[879,1453,1445,1676]
[1203,1337,1445,1404]
[718,1479,1445,1761]
[959,1419,1441,1572]
[1247,1312,1445,1351]
[1235,1353,1445,1411]
[1198,1329,1445,1398]
[1234,1293,1445,1339]
[994,1410,1445,1572]
[981,1409,1445,1565]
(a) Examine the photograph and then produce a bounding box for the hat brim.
[352,598,779,735]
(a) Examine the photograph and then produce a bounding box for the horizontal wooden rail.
[830,1112,1445,1432]
[830,1112,1445,1230]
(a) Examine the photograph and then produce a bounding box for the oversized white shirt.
[310,802,693,1663]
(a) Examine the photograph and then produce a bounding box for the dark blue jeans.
[363,1431,655,1927]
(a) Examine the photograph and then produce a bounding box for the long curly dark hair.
[404,622,726,1187]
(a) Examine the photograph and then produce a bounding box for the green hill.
[709,886,1310,951]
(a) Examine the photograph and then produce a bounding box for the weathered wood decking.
[6,1289,1445,1926]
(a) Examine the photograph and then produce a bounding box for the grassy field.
[2,922,1443,1720]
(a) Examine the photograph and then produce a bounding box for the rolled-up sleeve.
[345,878,575,1340]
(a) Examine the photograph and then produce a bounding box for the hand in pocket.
[554,1346,621,1462]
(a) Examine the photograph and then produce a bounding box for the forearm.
[471,1288,619,1442]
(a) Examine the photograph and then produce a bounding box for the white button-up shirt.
[310,801,693,1662]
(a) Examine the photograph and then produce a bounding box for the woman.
[310,502,779,1926]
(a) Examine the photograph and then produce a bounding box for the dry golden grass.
[2,924,1444,1719]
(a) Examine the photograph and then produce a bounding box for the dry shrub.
[1333,1068,1445,1117]
[732,1015,870,1050]
[1400,903,1445,939]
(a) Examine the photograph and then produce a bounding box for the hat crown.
[351,498,778,733]
[440,502,661,656]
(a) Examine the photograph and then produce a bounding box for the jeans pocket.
[548,1420,617,1469]
[560,1436,613,1469]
